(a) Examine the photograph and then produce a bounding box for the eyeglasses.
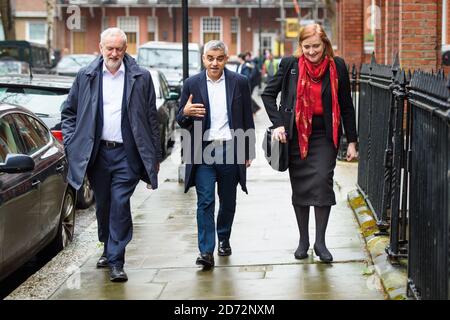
[205,55,226,63]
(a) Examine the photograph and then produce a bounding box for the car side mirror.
[168,92,179,101]
[0,154,35,173]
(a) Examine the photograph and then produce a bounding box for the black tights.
[294,205,331,250]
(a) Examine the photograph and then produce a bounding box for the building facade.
[54,0,330,57]
[0,0,49,44]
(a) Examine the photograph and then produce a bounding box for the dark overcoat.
[61,54,161,190]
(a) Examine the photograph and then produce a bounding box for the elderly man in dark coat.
[61,27,161,282]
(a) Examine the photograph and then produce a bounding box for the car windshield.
[0,87,67,115]
[138,48,200,69]
[57,55,96,68]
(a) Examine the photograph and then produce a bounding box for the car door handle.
[31,180,41,188]
[56,164,65,173]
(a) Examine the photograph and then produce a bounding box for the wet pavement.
[7,93,386,300]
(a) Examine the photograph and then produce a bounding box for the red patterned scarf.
[295,55,340,159]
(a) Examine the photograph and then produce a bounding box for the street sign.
[286,18,299,38]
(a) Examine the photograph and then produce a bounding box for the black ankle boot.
[294,241,310,259]
[313,243,333,262]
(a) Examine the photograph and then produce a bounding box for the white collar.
[206,70,225,83]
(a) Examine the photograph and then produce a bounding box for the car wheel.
[43,188,76,257]
[76,176,94,209]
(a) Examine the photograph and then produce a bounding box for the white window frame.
[117,16,139,48]
[231,17,241,55]
[200,16,223,45]
[147,16,158,41]
[26,21,47,44]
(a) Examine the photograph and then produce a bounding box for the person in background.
[261,23,358,263]
[262,50,279,84]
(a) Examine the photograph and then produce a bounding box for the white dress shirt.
[101,62,125,143]
[205,71,232,141]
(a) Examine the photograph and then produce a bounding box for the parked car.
[137,41,202,94]
[0,104,75,282]
[0,60,30,76]
[149,69,179,158]
[54,54,97,76]
[0,75,94,209]
[0,41,55,74]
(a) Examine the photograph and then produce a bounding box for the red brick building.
[336,0,450,72]
[53,0,331,58]
[0,0,49,44]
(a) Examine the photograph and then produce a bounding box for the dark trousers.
[87,145,140,267]
[195,144,240,254]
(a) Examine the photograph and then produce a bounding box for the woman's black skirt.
[288,116,337,207]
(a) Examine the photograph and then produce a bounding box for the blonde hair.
[295,23,334,58]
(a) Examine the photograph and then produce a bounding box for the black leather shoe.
[109,266,128,282]
[313,244,333,263]
[195,253,214,269]
[294,242,309,260]
[218,240,232,256]
[96,255,108,268]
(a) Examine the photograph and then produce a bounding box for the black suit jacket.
[261,55,357,144]
[176,68,255,193]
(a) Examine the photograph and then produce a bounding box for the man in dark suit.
[61,28,161,282]
[177,40,255,269]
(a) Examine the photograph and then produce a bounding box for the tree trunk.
[0,0,16,40]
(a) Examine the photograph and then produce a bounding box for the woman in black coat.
[261,23,358,262]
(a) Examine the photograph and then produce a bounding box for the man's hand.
[183,94,206,118]
[155,162,160,173]
[245,159,252,168]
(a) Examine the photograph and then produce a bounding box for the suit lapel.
[89,70,99,124]
[125,68,136,110]
[224,69,235,128]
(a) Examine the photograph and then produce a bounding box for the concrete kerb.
[347,190,408,300]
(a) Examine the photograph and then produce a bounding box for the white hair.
[203,40,228,55]
[100,27,127,45]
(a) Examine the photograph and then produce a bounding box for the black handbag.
[262,127,289,172]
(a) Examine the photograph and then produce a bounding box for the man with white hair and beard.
[62,27,161,282]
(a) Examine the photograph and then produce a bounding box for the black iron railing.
[406,71,449,300]
[356,56,393,233]
[356,54,450,299]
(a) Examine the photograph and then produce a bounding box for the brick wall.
[15,0,46,12]
[337,0,446,72]
[336,0,364,67]
[399,0,440,71]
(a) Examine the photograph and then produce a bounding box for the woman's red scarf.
[295,55,340,159]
